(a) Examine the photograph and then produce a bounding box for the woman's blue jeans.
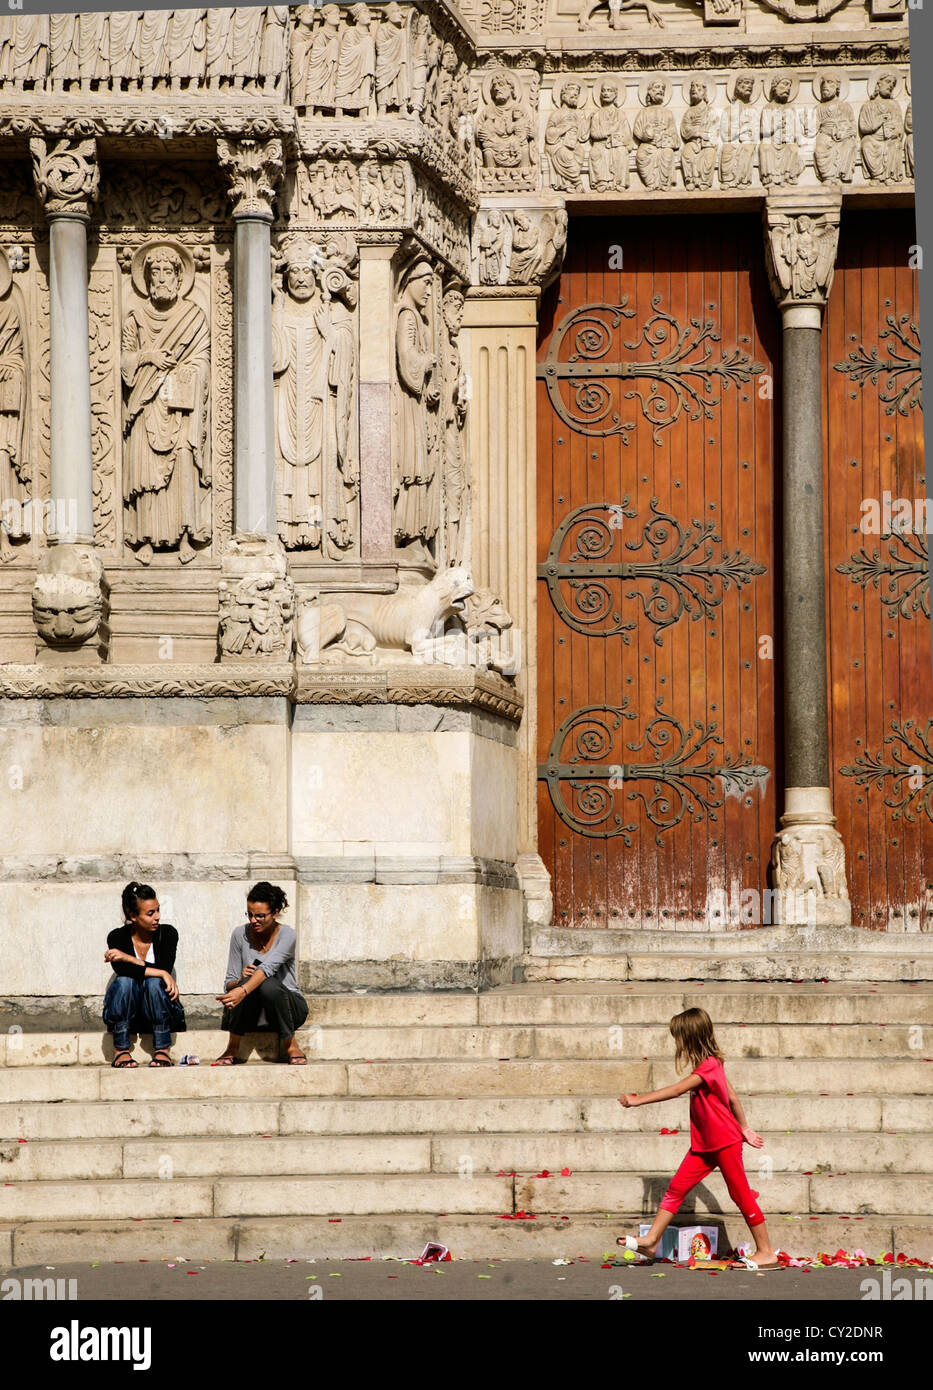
[103,975,181,1050]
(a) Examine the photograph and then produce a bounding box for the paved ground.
[3,1257,922,1301]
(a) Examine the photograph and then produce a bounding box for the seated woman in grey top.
[213,882,309,1065]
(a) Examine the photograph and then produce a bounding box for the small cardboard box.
[677,1226,718,1262]
[638,1223,678,1261]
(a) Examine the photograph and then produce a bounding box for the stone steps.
[4,1092,922,1140]
[6,1017,931,1064]
[1,983,929,1265]
[524,953,933,982]
[3,1131,931,1182]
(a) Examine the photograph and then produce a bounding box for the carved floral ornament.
[218,137,284,220]
[29,135,99,217]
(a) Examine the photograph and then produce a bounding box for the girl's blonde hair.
[670,1007,723,1074]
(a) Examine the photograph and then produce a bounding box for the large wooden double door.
[536,211,932,934]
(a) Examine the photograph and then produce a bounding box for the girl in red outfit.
[616,1007,779,1270]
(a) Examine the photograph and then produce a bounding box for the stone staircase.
[1,981,931,1267]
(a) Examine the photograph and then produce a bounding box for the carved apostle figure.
[375,2,410,114]
[334,3,375,116]
[441,285,468,566]
[633,80,678,191]
[859,72,905,184]
[719,75,757,188]
[546,83,590,192]
[475,72,537,176]
[260,8,289,93]
[12,14,49,83]
[409,11,431,114]
[905,101,913,178]
[165,9,207,90]
[297,4,341,110]
[588,81,633,192]
[680,80,717,191]
[813,75,857,184]
[107,12,141,87]
[203,8,233,87]
[139,10,170,90]
[759,75,801,188]
[121,244,211,564]
[271,237,359,556]
[0,252,28,544]
[475,210,507,286]
[393,261,440,557]
[49,15,79,91]
[230,6,265,91]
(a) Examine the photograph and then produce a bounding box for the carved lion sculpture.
[297,566,476,664]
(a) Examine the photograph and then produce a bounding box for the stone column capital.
[218,137,284,221]
[29,137,100,221]
[763,192,843,318]
[472,202,567,291]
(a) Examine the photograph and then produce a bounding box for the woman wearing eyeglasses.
[213,882,309,1065]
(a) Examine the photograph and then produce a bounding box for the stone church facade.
[0,2,927,1019]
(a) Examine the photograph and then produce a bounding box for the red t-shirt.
[689,1056,743,1152]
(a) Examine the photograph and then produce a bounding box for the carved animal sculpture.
[297,566,475,664]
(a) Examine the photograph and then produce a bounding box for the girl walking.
[617,1007,779,1270]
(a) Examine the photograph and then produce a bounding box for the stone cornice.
[473,34,909,71]
[0,662,524,719]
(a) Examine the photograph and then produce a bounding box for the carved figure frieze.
[546,80,591,192]
[771,826,848,908]
[121,241,211,564]
[679,77,717,191]
[440,282,468,567]
[859,70,906,185]
[759,74,801,188]
[374,2,411,114]
[271,231,359,557]
[814,72,857,184]
[411,180,471,279]
[633,77,679,191]
[219,536,295,660]
[334,2,376,115]
[393,257,441,561]
[474,68,539,191]
[471,207,567,288]
[719,73,757,188]
[588,80,634,191]
[100,165,228,228]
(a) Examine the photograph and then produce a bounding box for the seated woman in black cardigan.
[102,882,187,1068]
[213,882,309,1065]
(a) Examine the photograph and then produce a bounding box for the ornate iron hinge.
[538,500,766,645]
[833,310,922,416]
[538,700,769,845]
[840,719,933,825]
[536,295,765,442]
[836,528,930,622]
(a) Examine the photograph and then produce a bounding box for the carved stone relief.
[859,69,906,185]
[219,534,295,659]
[392,256,441,563]
[813,71,857,185]
[120,240,211,564]
[545,80,591,192]
[474,68,540,192]
[440,281,468,568]
[472,207,567,288]
[764,205,840,309]
[271,230,360,559]
[0,246,29,556]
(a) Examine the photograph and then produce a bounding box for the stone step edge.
[6,1128,932,1146]
[4,1215,931,1268]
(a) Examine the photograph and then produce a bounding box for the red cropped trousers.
[660,1141,763,1228]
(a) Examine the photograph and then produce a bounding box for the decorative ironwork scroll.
[538,499,766,645]
[840,719,933,824]
[836,528,930,622]
[833,310,922,416]
[536,295,765,442]
[538,700,770,845]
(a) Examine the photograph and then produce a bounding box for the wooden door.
[826,210,933,932]
[536,214,780,931]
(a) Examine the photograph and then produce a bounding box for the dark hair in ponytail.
[246,881,288,914]
[122,881,157,922]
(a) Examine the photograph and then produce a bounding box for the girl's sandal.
[615,1235,655,1263]
[149,1050,172,1068]
[111,1050,138,1069]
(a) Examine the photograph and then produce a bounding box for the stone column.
[217,139,295,661]
[763,192,850,927]
[30,137,98,545]
[30,137,106,663]
[218,137,283,537]
[463,202,567,934]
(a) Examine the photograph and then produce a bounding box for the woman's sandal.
[285,1050,307,1065]
[615,1235,655,1263]
[211,1054,238,1066]
[149,1050,172,1068]
[111,1050,138,1069]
